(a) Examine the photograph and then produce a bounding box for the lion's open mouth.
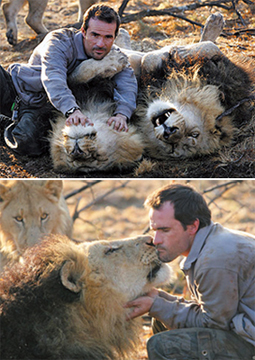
[147,263,161,281]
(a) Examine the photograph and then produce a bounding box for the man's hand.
[66,109,94,126]
[124,289,159,320]
[107,113,128,132]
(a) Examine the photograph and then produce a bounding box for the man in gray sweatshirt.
[125,184,255,360]
[0,4,137,156]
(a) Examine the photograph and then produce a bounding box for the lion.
[1,0,96,45]
[133,42,255,159]
[0,234,172,360]
[48,15,254,173]
[50,48,144,174]
[0,180,73,271]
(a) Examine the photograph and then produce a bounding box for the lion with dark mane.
[0,234,171,360]
[134,41,254,159]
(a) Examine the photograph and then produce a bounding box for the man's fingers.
[107,118,114,126]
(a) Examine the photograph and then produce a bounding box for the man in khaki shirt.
[125,184,255,360]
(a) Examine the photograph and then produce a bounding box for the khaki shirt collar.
[180,221,214,271]
[74,31,88,60]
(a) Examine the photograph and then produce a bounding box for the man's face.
[149,201,198,262]
[82,17,116,60]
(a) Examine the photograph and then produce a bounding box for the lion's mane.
[0,234,171,360]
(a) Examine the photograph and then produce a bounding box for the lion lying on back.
[0,180,72,271]
[49,31,254,173]
[134,42,254,159]
[0,234,171,359]
[50,48,143,174]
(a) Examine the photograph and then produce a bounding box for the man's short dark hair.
[82,4,120,37]
[144,184,211,230]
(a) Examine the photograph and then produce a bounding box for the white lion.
[0,180,73,271]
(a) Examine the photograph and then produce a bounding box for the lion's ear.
[60,261,83,293]
[0,184,9,203]
[45,180,63,200]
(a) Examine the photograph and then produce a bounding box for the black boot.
[4,105,52,156]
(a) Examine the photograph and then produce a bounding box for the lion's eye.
[104,246,121,255]
[14,215,23,223]
[41,213,48,221]
[152,109,175,127]
[189,132,200,138]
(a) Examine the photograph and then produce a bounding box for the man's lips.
[93,48,106,54]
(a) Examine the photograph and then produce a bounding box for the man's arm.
[110,65,138,130]
[126,268,239,331]
[38,30,92,126]
[150,268,239,330]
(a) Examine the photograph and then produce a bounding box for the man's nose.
[96,36,105,47]
[153,232,162,246]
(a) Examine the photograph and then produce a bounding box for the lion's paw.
[99,47,129,78]
[68,48,128,85]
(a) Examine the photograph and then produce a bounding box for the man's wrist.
[65,107,81,118]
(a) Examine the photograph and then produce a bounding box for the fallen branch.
[222,28,255,36]
[120,0,234,24]
[121,9,203,27]
[231,0,246,26]
[118,0,130,18]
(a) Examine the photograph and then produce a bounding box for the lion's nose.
[163,123,179,139]
[71,142,83,158]
[146,237,155,247]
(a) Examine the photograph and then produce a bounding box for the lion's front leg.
[68,47,129,85]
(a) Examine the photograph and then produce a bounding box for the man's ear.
[81,27,86,37]
[187,219,200,235]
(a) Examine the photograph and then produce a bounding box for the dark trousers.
[0,65,53,156]
[147,322,255,360]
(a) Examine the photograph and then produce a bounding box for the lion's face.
[147,99,203,157]
[0,180,72,268]
[56,124,109,173]
[79,235,171,300]
[50,101,144,174]
[141,80,234,159]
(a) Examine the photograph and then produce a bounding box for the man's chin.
[93,52,106,60]
[156,249,173,263]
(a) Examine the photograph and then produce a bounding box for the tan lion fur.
[135,70,234,159]
[47,38,253,173]
[0,180,72,271]
[50,97,143,174]
[0,234,171,359]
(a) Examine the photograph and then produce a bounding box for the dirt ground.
[0,0,254,178]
